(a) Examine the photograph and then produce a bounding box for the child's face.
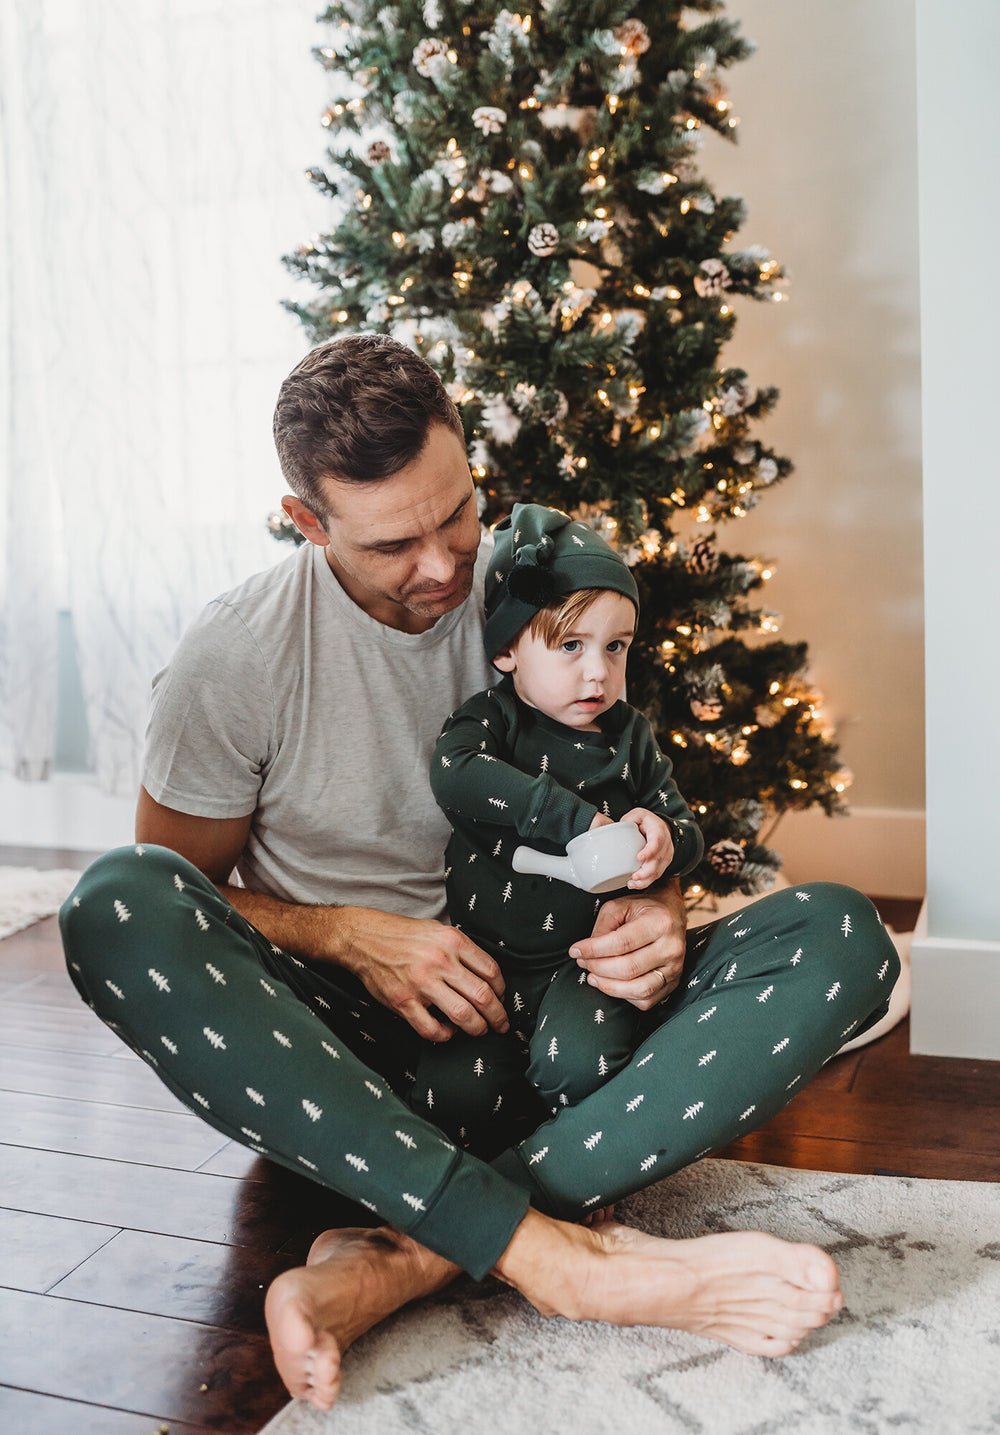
[495,590,636,731]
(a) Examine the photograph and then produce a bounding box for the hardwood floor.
[0,889,996,1432]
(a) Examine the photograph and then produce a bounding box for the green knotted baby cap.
[483,502,639,660]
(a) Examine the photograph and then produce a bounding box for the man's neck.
[323,547,439,634]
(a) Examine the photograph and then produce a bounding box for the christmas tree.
[274,0,849,905]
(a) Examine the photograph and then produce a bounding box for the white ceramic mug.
[511,821,643,894]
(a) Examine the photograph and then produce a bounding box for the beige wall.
[701,0,924,814]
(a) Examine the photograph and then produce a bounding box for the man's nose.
[416,540,455,582]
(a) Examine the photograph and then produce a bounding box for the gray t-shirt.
[143,538,495,917]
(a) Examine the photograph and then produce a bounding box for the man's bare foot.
[580,1203,615,1226]
[265,1227,457,1411]
[495,1212,843,1357]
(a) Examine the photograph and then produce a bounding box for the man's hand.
[569,879,687,1010]
[335,908,509,1043]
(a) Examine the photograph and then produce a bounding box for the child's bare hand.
[619,808,674,888]
[589,812,615,830]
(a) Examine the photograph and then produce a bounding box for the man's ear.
[492,646,516,673]
[281,495,330,547]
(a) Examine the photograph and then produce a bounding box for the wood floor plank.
[1,971,96,1010]
[0,1003,122,1057]
[0,1208,118,1293]
[0,914,71,974]
[0,1386,214,1435]
[716,1129,1000,1182]
[853,1025,1000,1108]
[0,1287,285,1433]
[0,1145,304,1248]
[0,1088,229,1170]
[0,1042,192,1113]
[51,1228,298,1332]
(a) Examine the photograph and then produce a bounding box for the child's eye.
[561,639,582,654]
[607,639,628,654]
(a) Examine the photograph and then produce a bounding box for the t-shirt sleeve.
[142,600,273,820]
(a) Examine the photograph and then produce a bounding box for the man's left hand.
[569,879,687,1010]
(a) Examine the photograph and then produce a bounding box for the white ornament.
[473,106,507,135]
[481,394,521,444]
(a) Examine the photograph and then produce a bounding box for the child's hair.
[526,588,636,650]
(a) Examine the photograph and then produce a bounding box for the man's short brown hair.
[273,333,465,519]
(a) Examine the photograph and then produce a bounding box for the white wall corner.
[910,899,1000,1059]
[773,806,925,899]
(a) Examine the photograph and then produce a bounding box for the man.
[60,334,897,1411]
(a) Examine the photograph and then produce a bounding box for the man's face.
[295,423,482,633]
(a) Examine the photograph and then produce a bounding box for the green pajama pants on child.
[408,959,641,1154]
[59,845,899,1278]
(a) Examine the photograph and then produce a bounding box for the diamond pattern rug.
[260,1157,1000,1435]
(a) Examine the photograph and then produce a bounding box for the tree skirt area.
[259,1158,1000,1435]
[0,867,81,939]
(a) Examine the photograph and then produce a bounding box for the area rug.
[259,1158,1000,1435]
[0,866,82,939]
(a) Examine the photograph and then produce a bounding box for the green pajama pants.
[59,845,899,1278]
[409,960,641,1154]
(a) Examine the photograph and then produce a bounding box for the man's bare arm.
[135,787,508,1042]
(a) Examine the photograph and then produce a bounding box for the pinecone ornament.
[528,223,559,257]
[693,257,732,298]
[412,37,450,78]
[686,536,719,574]
[690,695,723,722]
[706,839,745,875]
[615,19,651,56]
[366,141,391,165]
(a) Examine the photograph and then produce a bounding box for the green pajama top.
[430,676,704,972]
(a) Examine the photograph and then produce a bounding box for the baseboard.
[910,898,1000,1059]
[772,806,925,899]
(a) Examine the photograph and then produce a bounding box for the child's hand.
[619,807,674,889]
[588,812,615,830]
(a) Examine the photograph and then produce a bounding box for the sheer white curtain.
[0,0,328,794]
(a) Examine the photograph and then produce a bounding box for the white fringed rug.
[259,1158,1000,1435]
[0,866,81,939]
